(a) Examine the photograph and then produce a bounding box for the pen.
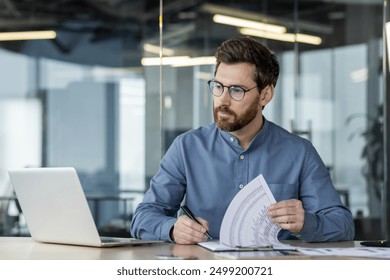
[180,205,212,239]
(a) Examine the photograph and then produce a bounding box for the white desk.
[0,237,369,260]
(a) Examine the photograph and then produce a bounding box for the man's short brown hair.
[214,36,279,91]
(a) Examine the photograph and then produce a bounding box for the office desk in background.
[0,237,374,260]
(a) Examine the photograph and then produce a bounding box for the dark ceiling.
[0,0,383,67]
[0,0,158,39]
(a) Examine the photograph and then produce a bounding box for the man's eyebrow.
[213,79,246,88]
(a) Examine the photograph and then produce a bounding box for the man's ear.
[260,85,274,107]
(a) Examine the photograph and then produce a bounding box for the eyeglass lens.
[208,81,245,101]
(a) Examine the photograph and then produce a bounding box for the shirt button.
[240,155,245,160]
[230,137,234,142]
[239,184,244,189]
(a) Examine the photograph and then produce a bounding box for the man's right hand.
[171,215,209,244]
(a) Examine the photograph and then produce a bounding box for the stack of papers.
[198,174,294,252]
[197,175,390,259]
[297,247,390,259]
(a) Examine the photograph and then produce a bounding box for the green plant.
[346,105,383,200]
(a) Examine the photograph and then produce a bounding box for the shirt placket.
[237,151,248,190]
[227,134,248,191]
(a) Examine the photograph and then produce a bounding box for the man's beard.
[213,97,260,132]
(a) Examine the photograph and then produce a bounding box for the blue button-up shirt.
[131,119,355,242]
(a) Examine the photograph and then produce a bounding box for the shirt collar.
[216,117,270,150]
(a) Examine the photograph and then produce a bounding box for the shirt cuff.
[297,211,318,241]
[161,218,177,242]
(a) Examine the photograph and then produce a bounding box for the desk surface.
[0,237,369,260]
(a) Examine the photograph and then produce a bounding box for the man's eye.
[229,87,244,94]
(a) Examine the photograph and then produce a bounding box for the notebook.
[8,167,163,247]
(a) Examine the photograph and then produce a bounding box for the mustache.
[215,106,234,115]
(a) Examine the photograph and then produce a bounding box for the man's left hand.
[267,199,304,234]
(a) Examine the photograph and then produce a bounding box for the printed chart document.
[297,247,390,259]
[198,174,294,251]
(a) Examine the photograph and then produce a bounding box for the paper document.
[199,174,294,251]
[198,240,275,252]
[297,247,390,259]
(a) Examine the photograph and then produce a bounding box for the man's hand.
[171,215,209,244]
[267,199,305,234]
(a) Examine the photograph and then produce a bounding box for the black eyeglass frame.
[207,80,258,101]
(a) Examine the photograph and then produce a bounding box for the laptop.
[8,167,163,247]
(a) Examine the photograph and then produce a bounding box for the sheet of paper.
[298,247,390,259]
[198,239,275,252]
[215,250,285,259]
[198,240,243,252]
[218,174,293,250]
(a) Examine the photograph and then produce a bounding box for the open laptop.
[8,167,163,247]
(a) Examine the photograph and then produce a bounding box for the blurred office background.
[0,0,389,240]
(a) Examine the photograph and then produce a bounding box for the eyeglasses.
[207,80,258,101]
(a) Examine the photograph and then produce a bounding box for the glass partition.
[158,0,385,239]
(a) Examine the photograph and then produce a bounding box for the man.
[131,36,355,244]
